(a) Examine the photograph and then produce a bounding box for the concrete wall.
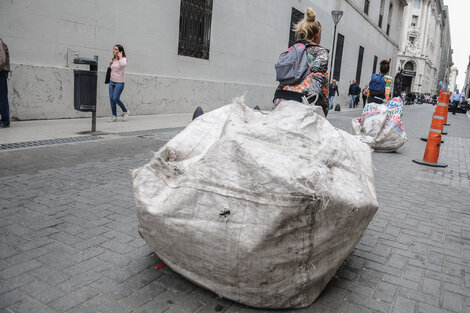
[1,0,405,120]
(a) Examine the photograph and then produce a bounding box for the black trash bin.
[73,56,98,131]
[73,56,98,112]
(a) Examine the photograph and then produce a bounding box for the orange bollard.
[413,113,447,167]
[436,92,450,130]
[441,92,451,125]
[420,92,449,142]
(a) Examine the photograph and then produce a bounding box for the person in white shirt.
[450,89,463,115]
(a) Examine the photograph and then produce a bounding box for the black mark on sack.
[219,209,230,218]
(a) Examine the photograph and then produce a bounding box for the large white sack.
[351,97,407,152]
[132,98,379,309]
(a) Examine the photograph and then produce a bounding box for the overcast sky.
[443,0,468,89]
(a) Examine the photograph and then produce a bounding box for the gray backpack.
[275,42,312,87]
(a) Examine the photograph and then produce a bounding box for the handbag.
[105,67,111,84]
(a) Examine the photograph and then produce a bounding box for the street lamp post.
[329,10,343,85]
[419,74,422,94]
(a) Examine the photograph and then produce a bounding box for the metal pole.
[329,24,337,85]
[92,55,98,132]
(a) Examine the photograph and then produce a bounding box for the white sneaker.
[122,111,130,121]
[107,116,117,122]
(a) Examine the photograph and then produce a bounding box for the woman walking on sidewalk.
[329,79,339,109]
[362,84,369,108]
[108,44,130,122]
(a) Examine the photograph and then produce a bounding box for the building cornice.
[344,0,401,48]
[398,53,438,71]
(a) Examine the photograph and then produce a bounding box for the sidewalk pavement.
[0,107,365,146]
[0,113,194,145]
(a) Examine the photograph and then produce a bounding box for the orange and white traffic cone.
[420,92,450,142]
[413,107,448,167]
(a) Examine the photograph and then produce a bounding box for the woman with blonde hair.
[329,79,339,109]
[273,7,330,116]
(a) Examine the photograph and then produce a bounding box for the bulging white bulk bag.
[133,98,378,309]
[351,97,407,152]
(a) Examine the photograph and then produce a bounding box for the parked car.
[455,99,469,113]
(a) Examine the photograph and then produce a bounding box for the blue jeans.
[329,96,335,109]
[0,71,10,125]
[109,81,128,117]
[349,95,357,108]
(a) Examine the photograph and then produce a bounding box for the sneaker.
[107,116,117,122]
[122,111,130,120]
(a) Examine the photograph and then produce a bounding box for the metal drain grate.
[0,136,103,150]
[117,127,185,137]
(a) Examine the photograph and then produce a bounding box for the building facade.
[396,0,453,95]
[448,67,458,93]
[2,0,407,120]
[464,56,470,98]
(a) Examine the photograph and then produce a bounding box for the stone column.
[399,1,410,53]
[420,0,430,57]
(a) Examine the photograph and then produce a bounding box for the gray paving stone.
[382,274,420,290]
[373,281,397,303]
[348,292,390,312]
[422,277,442,297]
[338,301,370,313]
[80,293,131,313]
[120,280,166,311]
[442,290,463,312]
[20,280,65,304]
[391,295,416,313]
[26,265,70,286]
[55,270,100,293]
[6,295,56,313]
[358,268,382,289]
[0,289,24,310]
[397,287,440,308]
[0,260,43,280]
[48,285,99,312]
[418,303,447,313]
[334,279,374,297]
[0,273,35,295]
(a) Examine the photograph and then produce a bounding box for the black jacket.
[329,84,339,97]
[348,83,360,95]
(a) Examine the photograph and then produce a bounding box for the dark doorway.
[402,75,413,94]
[333,33,345,81]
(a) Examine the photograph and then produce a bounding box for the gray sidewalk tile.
[391,295,417,313]
[19,280,65,304]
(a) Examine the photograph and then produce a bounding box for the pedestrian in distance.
[329,79,339,109]
[108,44,130,122]
[348,80,360,108]
[362,84,369,108]
[450,89,463,115]
[367,60,392,105]
[0,38,10,128]
[273,8,330,117]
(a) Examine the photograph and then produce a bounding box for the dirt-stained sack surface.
[133,98,379,308]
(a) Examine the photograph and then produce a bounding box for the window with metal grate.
[178,0,213,60]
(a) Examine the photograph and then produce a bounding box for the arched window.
[404,61,414,71]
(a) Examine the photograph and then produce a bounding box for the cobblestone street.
[1,105,469,313]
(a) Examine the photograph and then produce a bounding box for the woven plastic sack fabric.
[351,97,407,152]
[133,98,379,309]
